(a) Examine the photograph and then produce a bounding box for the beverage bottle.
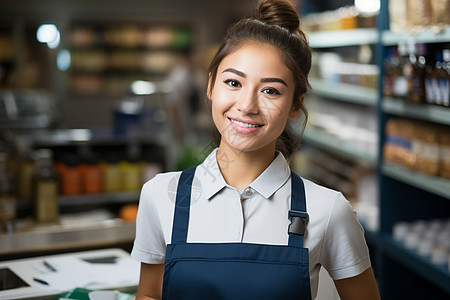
[80,153,102,194]
[0,152,17,233]
[15,137,34,200]
[441,49,450,107]
[393,43,408,99]
[32,149,59,223]
[102,151,122,193]
[59,153,82,195]
[119,144,142,192]
[407,43,427,103]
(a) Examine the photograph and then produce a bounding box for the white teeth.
[230,119,260,128]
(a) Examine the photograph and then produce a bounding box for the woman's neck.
[216,143,276,191]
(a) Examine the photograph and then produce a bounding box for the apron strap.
[171,166,197,243]
[288,172,308,248]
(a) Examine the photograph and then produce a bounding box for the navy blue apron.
[162,166,311,300]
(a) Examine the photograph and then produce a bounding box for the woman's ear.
[207,72,213,101]
[288,95,304,120]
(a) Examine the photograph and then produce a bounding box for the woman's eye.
[224,79,241,88]
[262,88,280,95]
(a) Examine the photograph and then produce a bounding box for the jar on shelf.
[80,153,102,194]
[32,149,59,223]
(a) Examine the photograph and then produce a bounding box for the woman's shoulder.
[301,177,343,202]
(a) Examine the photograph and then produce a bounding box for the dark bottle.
[393,44,408,99]
[383,47,396,98]
[407,43,427,103]
[0,152,17,233]
[32,149,59,223]
[441,49,450,107]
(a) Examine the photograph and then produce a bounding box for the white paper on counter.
[33,256,140,291]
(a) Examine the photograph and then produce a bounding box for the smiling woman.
[131,0,380,299]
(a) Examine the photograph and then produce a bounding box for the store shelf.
[59,191,139,207]
[382,98,450,126]
[310,78,378,106]
[382,164,450,200]
[303,127,377,166]
[382,26,450,46]
[308,28,378,48]
[382,234,450,294]
[0,221,135,256]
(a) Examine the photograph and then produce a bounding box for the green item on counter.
[59,287,134,300]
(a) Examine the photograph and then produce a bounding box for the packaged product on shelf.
[32,149,59,223]
[389,0,407,33]
[102,152,122,193]
[80,153,102,194]
[406,44,427,103]
[413,123,440,176]
[59,153,82,195]
[71,27,98,48]
[393,44,409,99]
[392,218,450,269]
[119,144,142,192]
[15,137,34,200]
[383,119,414,169]
[430,0,450,31]
[405,0,432,33]
[440,130,450,179]
[0,152,17,233]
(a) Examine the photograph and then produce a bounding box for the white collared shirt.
[132,149,370,298]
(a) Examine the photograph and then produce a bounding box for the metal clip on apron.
[162,167,312,300]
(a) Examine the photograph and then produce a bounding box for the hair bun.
[256,0,301,34]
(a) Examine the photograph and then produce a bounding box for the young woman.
[131,0,381,299]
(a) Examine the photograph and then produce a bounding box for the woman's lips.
[228,117,263,133]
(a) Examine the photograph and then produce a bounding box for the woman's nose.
[236,89,259,114]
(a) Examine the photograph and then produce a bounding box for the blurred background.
[0,0,449,299]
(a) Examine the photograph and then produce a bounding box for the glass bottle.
[32,149,59,223]
[59,153,82,195]
[393,43,408,99]
[407,43,427,103]
[15,136,34,200]
[102,151,122,193]
[80,153,102,194]
[0,152,17,233]
[119,144,142,192]
[441,49,450,107]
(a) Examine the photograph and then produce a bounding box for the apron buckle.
[288,210,309,236]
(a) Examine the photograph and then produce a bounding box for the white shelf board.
[303,128,377,166]
[308,28,378,48]
[382,97,450,126]
[310,78,378,107]
[382,27,450,46]
[382,164,450,199]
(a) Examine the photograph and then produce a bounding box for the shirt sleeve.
[131,177,166,264]
[320,193,371,280]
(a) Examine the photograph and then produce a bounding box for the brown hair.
[207,0,311,161]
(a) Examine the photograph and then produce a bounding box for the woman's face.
[208,42,300,155]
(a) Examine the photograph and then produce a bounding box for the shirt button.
[244,187,252,196]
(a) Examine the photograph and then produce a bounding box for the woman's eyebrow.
[261,77,288,87]
[222,68,288,87]
[222,68,246,78]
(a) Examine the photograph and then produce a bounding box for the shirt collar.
[250,151,291,199]
[197,148,291,200]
